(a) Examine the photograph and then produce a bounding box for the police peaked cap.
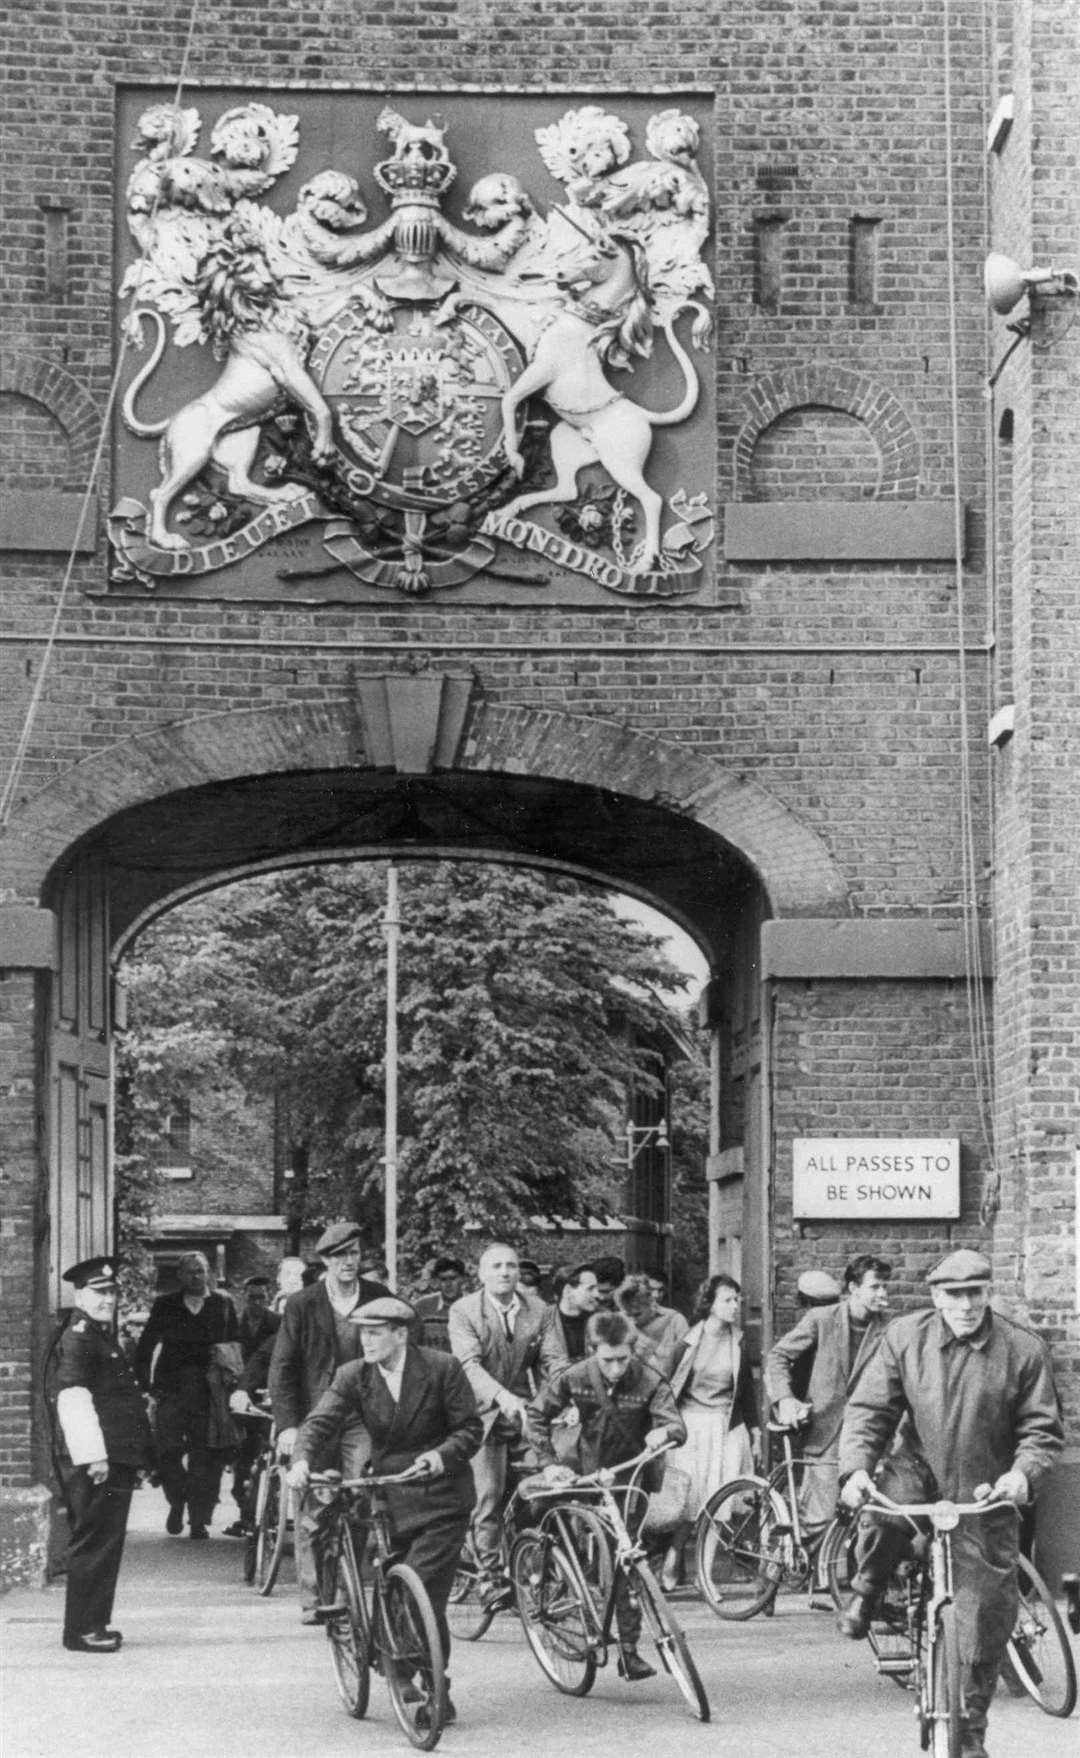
[315,1221,363,1258]
[927,1249,992,1287]
[797,1269,842,1301]
[63,1255,121,1290]
[350,1296,417,1326]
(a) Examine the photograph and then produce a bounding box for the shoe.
[837,1591,875,1640]
[165,1505,184,1536]
[479,1577,513,1612]
[618,1649,657,1682]
[189,1524,209,1541]
[222,1521,250,1538]
[300,1605,322,1626]
[63,1629,121,1654]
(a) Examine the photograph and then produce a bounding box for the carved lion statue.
[122,223,334,550]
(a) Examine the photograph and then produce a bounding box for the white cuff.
[56,1386,107,1466]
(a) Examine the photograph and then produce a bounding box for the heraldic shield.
[108,94,716,603]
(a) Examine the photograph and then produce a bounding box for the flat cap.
[242,1274,272,1289]
[433,1255,466,1276]
[351,1295,416,1326]
[797,1269,842,1301]
[927,1249,992,1287]
[315,1221,363,1258]
[63,1255,121,1291]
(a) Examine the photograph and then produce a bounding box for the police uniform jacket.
[268,1275,391,1430]
[54,1314,154,1468]
[448,1288,568,1437]
[838,1305,1063,1501]
[764,1299,889,1457]
[527,1355,687,1490]
[293,1343,482,1534]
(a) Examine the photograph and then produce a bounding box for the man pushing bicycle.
[525,1309,687,1682]
[836,1249,1063,1758]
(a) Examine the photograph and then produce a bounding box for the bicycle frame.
[859,1485,1019,1757]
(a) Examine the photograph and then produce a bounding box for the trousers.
[61,1463,137,1642]
[154,1374,229,1527]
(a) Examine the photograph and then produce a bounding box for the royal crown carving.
[109,98,715,601]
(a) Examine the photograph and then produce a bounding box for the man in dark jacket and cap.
[288,1295,482,1723]
[837,1249,1064,1758]
[269,1221,389,1619]
[50,1257,154,1653]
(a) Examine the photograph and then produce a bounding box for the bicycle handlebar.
[528,1441,676,1497]
[307,1464,434,1490]
[862,1484,1021,1529]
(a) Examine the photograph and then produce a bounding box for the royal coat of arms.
[109,97,715,601]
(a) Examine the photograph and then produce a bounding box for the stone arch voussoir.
[9,699,850,921]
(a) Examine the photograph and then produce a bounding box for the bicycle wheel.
[380,1563,446,1750]
[930,1602,962,1758]
[694,1476,786,1620]
[447,1534,495,1642]
[254,1463,289,1596]
[242,1459,263,1585]
[510,1528,597,1697]
[1004,1554,1078,1718]
[820,1514,856,1609]
[550,1505,614,1626]
[322,1534,372,1720]
[633,1557,710,1721]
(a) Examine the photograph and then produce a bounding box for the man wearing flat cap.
[764,1254,892,1532]
[837,1249,1064,1758]
[288,1295,482,1720]
[414,1256,468,1352]
[48,1257,154,1653]
[269,1221,389,1620]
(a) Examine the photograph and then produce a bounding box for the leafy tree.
[116,861,701,1276]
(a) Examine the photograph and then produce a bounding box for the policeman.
[50,1256,154,1653]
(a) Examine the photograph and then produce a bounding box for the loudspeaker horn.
[984,252,1065,315]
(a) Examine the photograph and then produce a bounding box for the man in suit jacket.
[268,1221,390,1616]
[763,1253,891,1526]
[288,1296,482,1719]
[448,1241,568,1602]
[133,1249,239,1539]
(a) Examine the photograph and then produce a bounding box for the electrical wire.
[943,0,996,1168]
[0,0,203,834]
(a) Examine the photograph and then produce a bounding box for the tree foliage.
[116,861,705,1274]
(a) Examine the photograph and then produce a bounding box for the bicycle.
[510,1446,711,1721]
[694,1419,851,1620]
[826,1495,1077,1717]
[304,1467,446,1750]
[237,1407,292,1596]
[446,1460,534,1642]
[836,1485,1021,1758]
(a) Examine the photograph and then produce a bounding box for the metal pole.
[383,865,400,1290]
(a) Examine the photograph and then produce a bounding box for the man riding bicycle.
[837,1249,1063,1758]
[525,1309,687,1682]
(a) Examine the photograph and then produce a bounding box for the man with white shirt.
[268,1221,389,1620]
[449,1241,567,1606]
[288,1296,482,1722]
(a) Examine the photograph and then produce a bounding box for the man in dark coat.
[268,1221,389,1617]
[764,1252,892,1527]
[837,1249,1064,1758]
[133,1249,239,1539]
[50,1256,154,1653]
[287,1295,482,1719]
[526,1309,687,1681]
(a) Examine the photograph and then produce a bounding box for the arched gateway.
[0,689,854,1540]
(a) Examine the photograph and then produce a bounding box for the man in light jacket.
[448,1241,567,1606]
[764,1252,892,1528]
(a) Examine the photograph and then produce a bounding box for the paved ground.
[2,1486,1076,1758]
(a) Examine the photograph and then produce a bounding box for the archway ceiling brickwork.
[96,768,758,958]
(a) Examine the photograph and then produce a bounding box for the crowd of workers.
[49,1232,1064,1757]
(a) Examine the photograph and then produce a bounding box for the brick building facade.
[0,1,1076,1582]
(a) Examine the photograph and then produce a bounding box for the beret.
[351,1296,417,1326]
[927,1249,992,1287]
[797,1269,842,1301]
[315,1221,363,1257]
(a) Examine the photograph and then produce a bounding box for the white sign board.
[792,1138,960,1220]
